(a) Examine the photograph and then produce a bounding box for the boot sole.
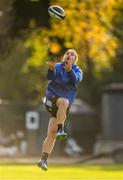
[37,162,48,171]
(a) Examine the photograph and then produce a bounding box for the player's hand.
[63,62,72,72]
[46,60,55,71]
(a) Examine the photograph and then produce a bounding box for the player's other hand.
[64,62,72,72]
[46,60,55,71]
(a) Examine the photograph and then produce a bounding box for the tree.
[0,0,14,49]
[110,0,123,82]
[23,0,119,105]
[0,0,49,102]
[1,0,123,106]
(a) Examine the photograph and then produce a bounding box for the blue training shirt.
[46,62,83,106]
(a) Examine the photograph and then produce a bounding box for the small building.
[66,99,99,154]
[94,83,123,163]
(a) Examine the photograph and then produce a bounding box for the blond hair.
[64,49,78,63]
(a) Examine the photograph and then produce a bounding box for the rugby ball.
[48,5,65,21]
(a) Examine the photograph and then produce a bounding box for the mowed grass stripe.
[0,164,123,180]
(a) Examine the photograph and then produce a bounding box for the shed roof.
[70,98,96,115]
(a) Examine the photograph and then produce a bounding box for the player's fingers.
[46,60,54,63]
[46,61,53,66]
[67,62,72,66]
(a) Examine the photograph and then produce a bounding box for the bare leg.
[41,97,69,154]
[56,97,69,125]
[42,117,57,154]
[37,99,69,170]
[37,117,57,170]
[56,98,69,140]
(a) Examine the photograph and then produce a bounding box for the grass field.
[0,164,123,180]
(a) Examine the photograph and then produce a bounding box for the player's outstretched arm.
[46,61,56,80]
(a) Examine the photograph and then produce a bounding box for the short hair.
[64,49,78,63]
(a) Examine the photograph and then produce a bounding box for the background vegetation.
[0,0,123,107]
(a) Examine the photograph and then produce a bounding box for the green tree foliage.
[0,0,49,102]
[0,0,14,49]
[109,0,123,82]
[0,37,48,102]
[12,0,49,36]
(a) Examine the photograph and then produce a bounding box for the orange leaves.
[50,42,61,54]
[24,0,119,74]
[48,0,119,72]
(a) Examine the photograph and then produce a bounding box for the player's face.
[64,50,76,65]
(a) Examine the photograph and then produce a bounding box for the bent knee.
[57,98,69,109]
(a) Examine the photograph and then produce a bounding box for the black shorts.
[45,96,69,118]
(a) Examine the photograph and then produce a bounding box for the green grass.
[0,164,123,180]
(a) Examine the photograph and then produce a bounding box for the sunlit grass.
[0,164,123,180]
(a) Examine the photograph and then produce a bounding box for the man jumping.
[37,49,83,171]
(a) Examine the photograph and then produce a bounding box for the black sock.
[41,152,49,161]
[57,124,63,132]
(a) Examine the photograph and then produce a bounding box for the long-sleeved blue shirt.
[46,62,83,106]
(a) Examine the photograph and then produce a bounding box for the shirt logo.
[46,100,52,107]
